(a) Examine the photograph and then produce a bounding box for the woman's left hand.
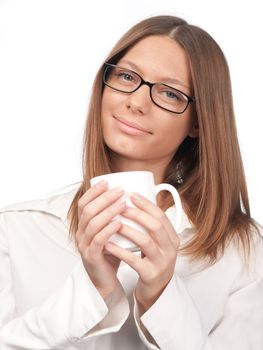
[105,192,180,312]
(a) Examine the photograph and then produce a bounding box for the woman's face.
[101,35,197,170]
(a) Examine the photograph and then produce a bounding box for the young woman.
[0,15,262,350]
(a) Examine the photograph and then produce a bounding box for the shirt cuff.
[133,294,159,349]
[38,261,129,345]
[82,274,130,338]
[68,262,130,343]
[134,274,204,350]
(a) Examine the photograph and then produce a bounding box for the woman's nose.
[125,84,151,115]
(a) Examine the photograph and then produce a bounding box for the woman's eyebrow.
[117,59,190,90]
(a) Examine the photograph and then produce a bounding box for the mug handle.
[155,183,183,232]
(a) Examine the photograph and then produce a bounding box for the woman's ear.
[188,120,199,138]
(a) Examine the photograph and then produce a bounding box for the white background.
[0,0,262,224]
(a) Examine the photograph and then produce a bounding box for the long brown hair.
[68,15,256,262]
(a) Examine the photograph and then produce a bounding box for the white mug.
[90,171,183,252]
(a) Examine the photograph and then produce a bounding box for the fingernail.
[111,220,122,228]
[111,186,124,194]
[95,179,107,188]
[130,192,141,200]
[105,242,115,250]
[115,199,126,209]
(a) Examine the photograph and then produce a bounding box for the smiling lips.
[113,116,152,136]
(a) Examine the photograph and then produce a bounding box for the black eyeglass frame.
[103,63,195,114]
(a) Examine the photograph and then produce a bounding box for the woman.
[0,15,262,350]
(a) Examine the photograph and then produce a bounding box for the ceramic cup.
[90,171,183,252]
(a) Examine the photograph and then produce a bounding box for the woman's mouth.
[113,116,152,136]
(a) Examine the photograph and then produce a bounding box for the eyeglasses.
[103,63,195,114]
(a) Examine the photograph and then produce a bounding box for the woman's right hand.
[76,180,126,300]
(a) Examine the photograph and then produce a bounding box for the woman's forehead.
[118,35,192,90]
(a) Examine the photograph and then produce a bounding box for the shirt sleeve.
[133,255,263,350]
[0,213,130,349]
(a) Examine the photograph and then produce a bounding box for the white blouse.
[0,185,262,350]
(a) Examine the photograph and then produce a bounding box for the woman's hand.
[76,180,126,300]
[105,192,180,312]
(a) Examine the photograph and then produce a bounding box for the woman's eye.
[167,91,177,99]
[118,72,134,81]
[164,90,179,100]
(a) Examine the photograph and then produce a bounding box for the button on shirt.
[0,185,262,349]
